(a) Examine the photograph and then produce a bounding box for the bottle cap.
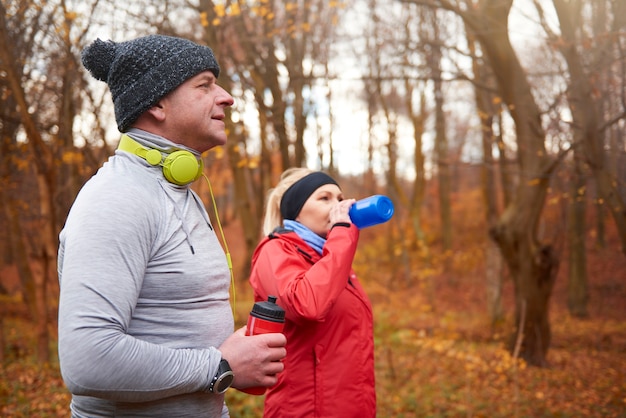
[251,295,285,321]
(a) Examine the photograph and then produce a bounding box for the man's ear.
[146,101,166,122]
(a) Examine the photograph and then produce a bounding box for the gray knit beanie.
[81,34,220,132]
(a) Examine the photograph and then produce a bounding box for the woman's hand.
[329,198,355,225]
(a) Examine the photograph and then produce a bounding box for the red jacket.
[249,224,376,418]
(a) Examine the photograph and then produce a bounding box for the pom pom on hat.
[81,34,220,132]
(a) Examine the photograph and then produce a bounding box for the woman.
[248,168,376,418]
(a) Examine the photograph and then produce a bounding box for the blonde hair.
[262,167,314,235]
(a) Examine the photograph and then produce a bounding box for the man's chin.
[200,136,227,153]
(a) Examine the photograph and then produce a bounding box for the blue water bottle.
[348,195,394,229]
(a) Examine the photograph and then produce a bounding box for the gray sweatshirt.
[57,129,234,417]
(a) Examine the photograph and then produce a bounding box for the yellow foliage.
[200,12,209,27]
[547,196,560,205]
[247,156,260,169]
[15,157,31,171]
[230,3,241,16]
[214,4,226,17]
[61,150,84,165]
[208,146,225,160]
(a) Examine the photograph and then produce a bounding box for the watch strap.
[209,359,234,394]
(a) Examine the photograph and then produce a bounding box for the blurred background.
[0,0,624,416]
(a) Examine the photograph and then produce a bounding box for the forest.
[1,0,625,416]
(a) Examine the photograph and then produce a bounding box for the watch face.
[212,359,234,394]
[215,371,234,393]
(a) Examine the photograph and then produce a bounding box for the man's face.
[159,71,234,153]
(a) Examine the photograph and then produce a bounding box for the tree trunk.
[286,4,310,168]
[469,30,504,325]
[481,112,504,324]
[405,86,428,252]
[34,173,56,363]
[200,9,264,268]
[4,196,50,361]
[567,158,588,317]
[553,0,626,256]
[431,20,452,254]
[464,0,559,366]
[0,3,54,363]
[224,126,258,279]
[595,201,606,249]
[401,0,560,364]
[491,203,558,366]
[485,239,504,323]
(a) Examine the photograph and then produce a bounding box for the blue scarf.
[283,220,326,255]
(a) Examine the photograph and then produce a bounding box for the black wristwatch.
[209,359,234,394]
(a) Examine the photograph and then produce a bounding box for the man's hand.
[218,327,287,390]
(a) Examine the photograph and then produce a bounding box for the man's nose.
[217,86,234,107]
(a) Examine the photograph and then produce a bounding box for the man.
[57,34,286,417]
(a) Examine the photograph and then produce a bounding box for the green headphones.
[117,134,204,186]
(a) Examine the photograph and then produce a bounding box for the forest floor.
[1,223,624,417]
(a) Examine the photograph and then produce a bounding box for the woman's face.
[296,184,344,238]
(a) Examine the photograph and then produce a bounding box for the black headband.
[280,172,339,220]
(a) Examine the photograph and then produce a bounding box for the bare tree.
[468,31,505,325]
[566,153,588,317]
[538,0,626,315]
[362,0,426,287]
[184,0,348,269]
[0,0,88,362]
[549,0,626,257]
[401,6,430,255]
[400,0,561,366]
[427,8,453,256]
